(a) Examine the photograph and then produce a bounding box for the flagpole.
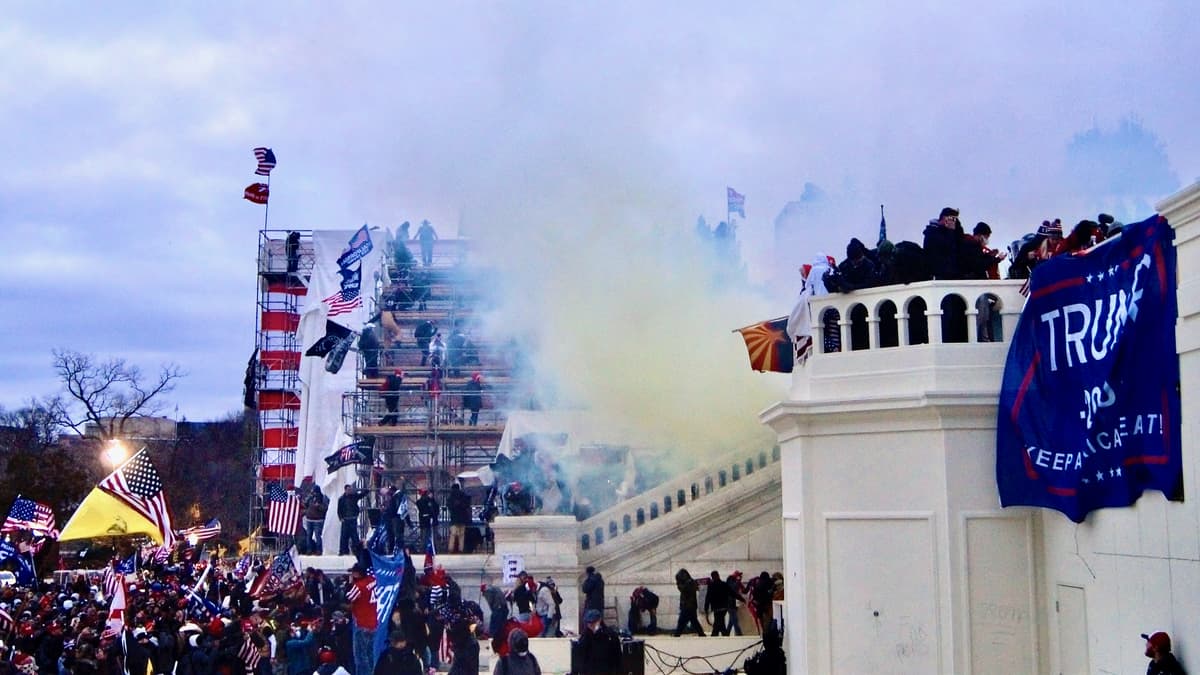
[263,174,271,230]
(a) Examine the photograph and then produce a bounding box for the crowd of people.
[658,569,782,639]
[821,207,1123,292]
[0,539,533,675]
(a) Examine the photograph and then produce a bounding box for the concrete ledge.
[513,635,765,674]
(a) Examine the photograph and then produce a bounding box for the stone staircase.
[577,446,783,634]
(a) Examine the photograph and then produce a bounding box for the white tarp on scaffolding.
[293,228,382,549]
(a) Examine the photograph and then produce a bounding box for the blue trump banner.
[369,550,405,664]
[997,215,1183,522]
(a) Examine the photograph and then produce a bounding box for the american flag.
[98,450,176,547]
[180,518,221,543]
[265,483,301,536]
[727,186,746,217]
[323,289,361,317]
[102,581,126,638]
[101,564,121,600]
[1,497,58,538]
[0,608,12,634]
[253,147,276,176]
[152,543,174,564]
[238,634,263,672]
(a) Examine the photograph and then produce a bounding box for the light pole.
[103,439,130,468]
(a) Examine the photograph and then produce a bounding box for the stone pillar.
[491,515,581,635]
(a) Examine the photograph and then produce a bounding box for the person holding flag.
[346,562,379,675]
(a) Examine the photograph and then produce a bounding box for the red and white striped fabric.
[238,634,262,673]
[439,627,454,665]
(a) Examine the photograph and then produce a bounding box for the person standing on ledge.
[414,219,438,266]
[338,484,368,555]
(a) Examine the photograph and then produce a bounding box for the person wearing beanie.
[1142,631,1186,675]
[576,609,621,675]
[494,629,540,675]
[372,630,422,675]
[832,237,880,291]
[923,207,965,280]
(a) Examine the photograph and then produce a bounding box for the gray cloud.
[2,2,1198,420]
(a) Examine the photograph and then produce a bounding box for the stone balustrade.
[578,445,781,551]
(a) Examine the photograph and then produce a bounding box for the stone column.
[491,515,581,635]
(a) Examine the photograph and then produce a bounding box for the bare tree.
[49,349,184,440]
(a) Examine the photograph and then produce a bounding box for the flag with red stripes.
[265,483,301,536]
[98,450,175,547]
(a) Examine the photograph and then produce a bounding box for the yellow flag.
[237,526,261,556]
[59,487,164,544]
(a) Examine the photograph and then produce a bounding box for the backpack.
[892,241,932,284]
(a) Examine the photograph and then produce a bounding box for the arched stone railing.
[812,280,1024,352]
[578,445,781,551]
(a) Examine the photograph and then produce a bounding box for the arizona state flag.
[59,489,166,544]
[737,317,794,373]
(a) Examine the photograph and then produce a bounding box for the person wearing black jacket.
[414,321,436,366]
[381,369,404,426]
[703,570,733,636]
[447,483,472,553]
[673,569,704,637]
[576,609,622,675]
[581,567,605,614]
[415,490,439,549]
[462,373,485,426]
[373,630,423,675]
[337,485,368,555]
[922,207,965,280]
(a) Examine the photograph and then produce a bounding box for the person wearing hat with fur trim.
[1143,631,1186,675]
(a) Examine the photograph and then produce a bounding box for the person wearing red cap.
[1143,631,1186,674]
[463,373,485,426]
[316,647,351,675]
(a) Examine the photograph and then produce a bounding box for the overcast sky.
[2,2,1197,422]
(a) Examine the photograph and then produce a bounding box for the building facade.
[763,181,1200,674]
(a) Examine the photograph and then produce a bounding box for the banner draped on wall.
[996,215,1183,522]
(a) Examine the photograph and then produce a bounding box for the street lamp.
[103,439,129,467]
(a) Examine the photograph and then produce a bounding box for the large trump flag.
[996,215,1183,522]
